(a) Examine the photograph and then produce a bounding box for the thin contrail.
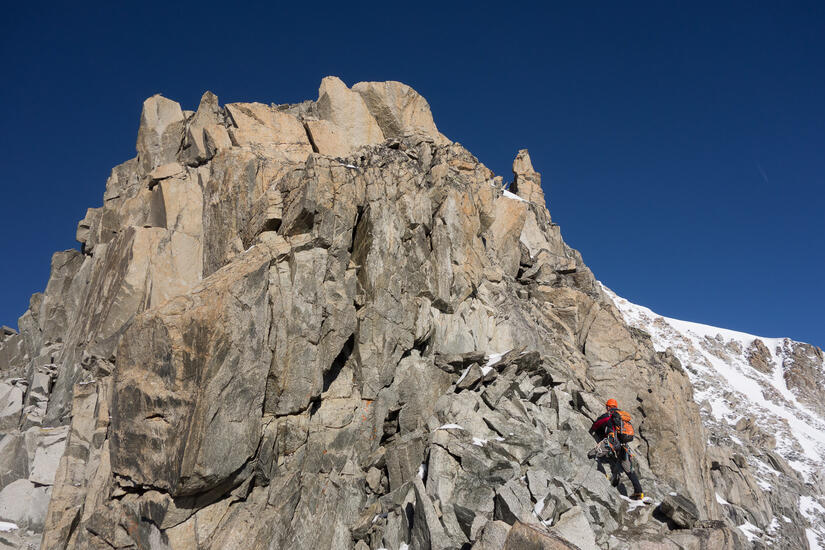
[756,162,770,185]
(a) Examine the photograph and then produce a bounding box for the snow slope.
[602,284,825,548]
[602,285,825,479]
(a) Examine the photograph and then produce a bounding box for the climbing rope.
[566,453,597,498]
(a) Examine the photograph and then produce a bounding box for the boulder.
[0,382,23,431]
[0,331,25,373]
[317,76,384,151]
[225,102,312,163]
[36,249,85,346]
[305,118,356,157]
[475,520,512,550]
[27,426,68,486]
[550,506,597,550]
[180,91,231,166]
[148,161,184,184]
[0,432,27,491]
[411,477,452,550]
[136,95,185,175]
[494,478,534,525]
[484,194,529,277]
[504,521,583,549]
[386,434,425,492]
[352,80,449,144]
[0,478,51,530]
[656,494,700,529]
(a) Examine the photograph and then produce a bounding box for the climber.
[587,398,644,500]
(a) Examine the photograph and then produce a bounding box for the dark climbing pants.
[608,454,643,494]
[599,448,643,494]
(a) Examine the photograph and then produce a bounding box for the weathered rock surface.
[352,80,449,145]
[0,76,817,550]
[314,76,384,153]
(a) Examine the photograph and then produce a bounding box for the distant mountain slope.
[604,284,825,549]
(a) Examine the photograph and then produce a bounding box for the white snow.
[603,283,825,481]
[767,517,780,533]
[436,424,464,430]
[531,493,553,526]
[716,493,730,505]
[472,437,487,447]
[502,189,526,202]
[755,478,772,491]
[619,495,649,511]
[456,350,510,382]
[800,496,825,523]
[533,495,546,515]
[399,545,410,550]
[807,529,823,550]
[738,521,762,542]
[0,521,18,532]
[482,350,510,375]
[750,456,782,480]
[485,351,507,366]
[669,491,677,496]
[418,462,427,480]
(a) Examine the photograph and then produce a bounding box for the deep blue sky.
[2,2,823,347]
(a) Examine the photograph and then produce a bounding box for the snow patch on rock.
[0,521,18,532]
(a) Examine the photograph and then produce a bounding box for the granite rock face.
[0,77,818,549]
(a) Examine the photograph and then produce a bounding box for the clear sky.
[1,2,823,347]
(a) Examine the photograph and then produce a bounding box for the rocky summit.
[0,76,822,550]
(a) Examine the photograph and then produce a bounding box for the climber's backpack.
[610,409,634,444]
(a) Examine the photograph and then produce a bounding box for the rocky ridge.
[0,76,816,549]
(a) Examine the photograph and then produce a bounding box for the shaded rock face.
[0,76,803,549]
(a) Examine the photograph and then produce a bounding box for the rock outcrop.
[0,77,818,549]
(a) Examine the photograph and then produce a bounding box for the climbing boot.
[630,492,644,501]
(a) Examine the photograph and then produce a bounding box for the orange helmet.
[606,398,618,409]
